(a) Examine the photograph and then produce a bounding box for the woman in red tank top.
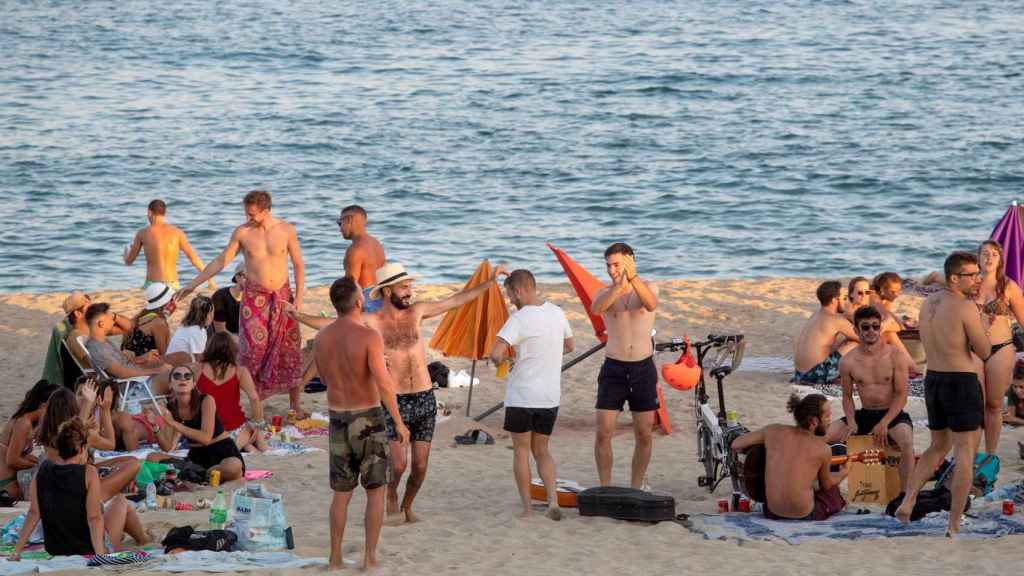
[197,333,268,453]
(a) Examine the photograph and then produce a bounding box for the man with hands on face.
[589,242,659,489]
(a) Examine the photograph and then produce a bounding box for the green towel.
[135,461,170,489]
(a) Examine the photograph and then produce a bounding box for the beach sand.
[1,279,1021,575]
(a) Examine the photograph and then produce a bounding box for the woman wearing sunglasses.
[148,366,245,483]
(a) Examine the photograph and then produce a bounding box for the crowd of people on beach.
[7,190,1023,565]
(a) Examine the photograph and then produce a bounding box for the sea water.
[2,1,1022,292]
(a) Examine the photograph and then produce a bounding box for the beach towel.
[689,505,1024,543]
[238,283,302,399]
[152,550,326,572]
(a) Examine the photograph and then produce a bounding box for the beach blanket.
[0,551,325,575]
[794,375,926,399]
[238,283,302,399]
[690,507,1024,543]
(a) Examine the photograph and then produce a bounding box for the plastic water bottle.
[145,482,158,509]
[209,489,228,529]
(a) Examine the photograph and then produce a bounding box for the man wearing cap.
[287,261,506,523]
[124,199,215,291]
[177,190,307,417]
[41,292,132,386]
[212,262,246,337]
[337,205,386,313]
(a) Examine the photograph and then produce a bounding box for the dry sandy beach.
[1,278,1021,575]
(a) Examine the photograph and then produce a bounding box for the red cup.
[739,497,751,513]
[718,499,729,513]
[272,415,283,429]
[1004,500,1015,515]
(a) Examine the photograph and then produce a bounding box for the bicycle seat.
[710,366,733,380]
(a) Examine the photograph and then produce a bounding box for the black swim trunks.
[924,371,983,432]
[504,407,559,436]
[384,389,437,443]
[329,407,391,492]
[840,408,913,437]
[596,356,659,412]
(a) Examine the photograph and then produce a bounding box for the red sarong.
[238,283,302,399]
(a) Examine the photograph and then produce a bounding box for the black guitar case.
[741,445,767,503]
[577,486,676,522]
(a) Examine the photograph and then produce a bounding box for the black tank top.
[180,394,224,444]
[36,460,95,556]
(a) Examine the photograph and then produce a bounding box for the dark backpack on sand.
[162,526,237,553]
[885,487,969,522]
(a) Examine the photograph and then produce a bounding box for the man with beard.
[895,252,990,535]
[288,261,506,523]
[825,305,914,493]
[337,205,386,313]
[732,393,849,520]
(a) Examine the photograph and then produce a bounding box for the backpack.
[162,526,238,554]
[885,487,969,521]
[428,361,450,388]
[936,453,999,497]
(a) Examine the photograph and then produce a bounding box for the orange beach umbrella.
[428,260,509,415]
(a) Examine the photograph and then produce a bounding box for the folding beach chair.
[60,338,94,389]
[76,336,164,414]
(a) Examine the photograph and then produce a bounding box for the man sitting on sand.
[591,242,659,489]
[490,269,574,520]
[83,303,172,393]
[825,306,914,492]
[733,393,849,521]
[794,281,858,385]
[314,277,409,570]
[124,199,214,291]
[338,205,386,312]
[895,252,990,536]
[177,190,307,418]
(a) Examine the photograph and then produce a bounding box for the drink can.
[210,470,221,488]
[726,410,738,427]
[287,409,298,424]
[717,499,729,513]
[739,497,751,513]
[272,415,283,429]
[1004,499,1015,515]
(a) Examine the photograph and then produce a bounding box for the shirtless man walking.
[177,191,307,416]
[895,252,990,535]
[733,393,848,520]
[124,199,214,291]
[794,281,859,386]
[590,243,659,488]
[338,205,386,312]
[314,277,409,570]
[289,261,506,522]
[825,305,914,492]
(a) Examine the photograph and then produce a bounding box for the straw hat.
[144,282,174,310]
[369,263,418,299]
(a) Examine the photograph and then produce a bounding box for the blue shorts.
[794,351,841,385]
[362,288,382,314]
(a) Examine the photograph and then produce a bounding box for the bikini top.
[981,296,1011,319]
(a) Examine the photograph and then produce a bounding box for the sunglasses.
[171,371,193,381]
[858,322,882,332]
[954,271,980,279]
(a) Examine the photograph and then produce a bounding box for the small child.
[1004,361,1024,427]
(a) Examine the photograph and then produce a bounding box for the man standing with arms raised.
[338,205,386,312]
[315,277,409,570]
[895,252,990,535]
[176,190,307,417]
[124,199,214,291]
[590,242,659,489]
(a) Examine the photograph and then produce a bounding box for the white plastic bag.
[227,484,289,551]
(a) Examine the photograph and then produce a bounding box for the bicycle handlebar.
[654,334,744,353]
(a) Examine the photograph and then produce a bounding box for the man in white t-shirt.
[490,269,574,520]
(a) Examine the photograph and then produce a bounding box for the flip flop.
[454,429,495,445]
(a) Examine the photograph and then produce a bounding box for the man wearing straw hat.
[289,260,506,523]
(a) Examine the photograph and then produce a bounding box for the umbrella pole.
[466,359,477,417]
[473,341,607,422]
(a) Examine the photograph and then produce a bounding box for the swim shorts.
[794,351,842,385]
[764,485,846,521]
[924,371,983,432]
[840,408,913,436]
[596,356,659,412]
[329,407,391,492]
[384,389,437,443]
[362,287,382,314]
[504,406,559,435]
[143,279,180,291]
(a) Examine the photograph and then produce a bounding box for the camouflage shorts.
[330,407,391,492]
